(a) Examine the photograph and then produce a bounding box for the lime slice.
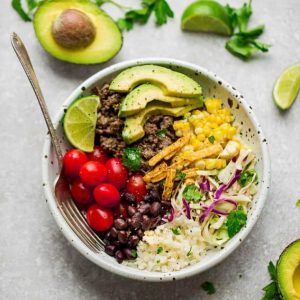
[181,0,232,36]
[63,95,100,152]
[273,63,300,110]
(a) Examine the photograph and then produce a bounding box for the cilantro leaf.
[12,0,32,21]
[131,249,137,258]
[175,169,186,181]
[183,184,203,202]
[238,169,256,187]
[268,261,277,281]
[156,128,167,137]
[296,199,300,207]
[187,247,193,257]
[201,281,216,295]
[122,147,141,171]
[153,0,174,25]
[226,206,247,238]
[208,135,215,144]
[157,246,163,254]
[171,226,181,235]
[261,261,282,300]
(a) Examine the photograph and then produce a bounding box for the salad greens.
[261,262,282,300]
[226,206,247,238]
[201,281,216,295]
[183,184,203,202]
[122,146,141,171]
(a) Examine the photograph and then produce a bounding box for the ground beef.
[93,83,178,172]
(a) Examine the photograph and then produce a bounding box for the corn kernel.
[194,127,203,135]
[205,98,222,113]
[197,133,206,142]
[182,145,194,151]
[175,130,183,137]
[204,159,226,170]
[195,160,205,169]
[192,110,202,116]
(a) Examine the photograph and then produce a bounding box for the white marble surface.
[1,0,300,299]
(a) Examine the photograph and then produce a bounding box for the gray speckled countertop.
[1,0,300,299]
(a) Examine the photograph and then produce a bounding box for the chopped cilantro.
[238,169,256,187]
[122,146,141,171]
[187,247,193,257]
[171,226,181,235]
[296,199,300,207]
[156,128,168,137]
[131,249,137,258]
[226,206,247,238]
[157,246,163,254]
[208,135,215,144]
[261,261,281,300]
[183,184,203,202]
[201,281,216,295]
[175,169,186,181]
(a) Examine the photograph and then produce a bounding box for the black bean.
[161,200,172,208]
[127,218,132,228]
[137,229,144,238]
[128,206,137,217]
[112,240,121,247]
[128,235,140,247]
[114,218,127,230]
[123,248,135,260]
[110,227,118,238]
[118,230,128,244]
[105,244,116,256]
[121,192,136,204]
[131,212,142,229]
[115,250,124,263]
[150,216,161,229]
[105,231,112,240]
[138,203,151,214]
[143,194,153,203]
[142,215,151,230]
[150,202,161,217]
[150,189,161,201]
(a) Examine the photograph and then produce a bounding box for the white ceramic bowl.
[42,58,270,282]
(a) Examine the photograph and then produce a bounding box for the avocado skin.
[33,0,123,64]
[122,100,202,144]
[277,239,300,300]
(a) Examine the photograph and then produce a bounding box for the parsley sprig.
[226,206,247,238]
[261,262,282,300]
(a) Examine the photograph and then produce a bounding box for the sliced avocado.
[277,240,300,300]
[110,65,202,97]
[122,101,202,144]
[119,84,203,117]
[33,0,122,64]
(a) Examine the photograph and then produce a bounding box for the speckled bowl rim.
[42,58,270,282]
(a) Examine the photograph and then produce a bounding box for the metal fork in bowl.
[11,32,104,253]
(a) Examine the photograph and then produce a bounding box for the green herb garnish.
[157,246,163,254]
[131,249,137,258]
[171,226,181,235]
[208,135,215,144]
[12,0,39,21]
[183,184,203,202]
[156,128,168,138]
[226,206,247,238]
[296,199,300,207]
[261,261,281,300]
[201,281,216,295]
[175,169,186,181]
[238,169,256,187]
[122,146,141,171]
[187,247,193,257]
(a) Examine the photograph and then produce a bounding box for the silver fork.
[11,32,105,252]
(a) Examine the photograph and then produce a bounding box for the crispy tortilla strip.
[181,168,199,179]
[164,148,179,160]
[183,143,223,162]
[162,168,176,201]
[150,172,167,183]
[143,162,168,183]
[148,135,190,167]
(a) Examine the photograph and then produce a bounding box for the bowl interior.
[42,59,269,281]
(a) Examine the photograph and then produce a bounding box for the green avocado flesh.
[33,0,122,64]
[110,65,202,97]
[119,83,203,117]
[122,101,202,144]
[277,240,300,300]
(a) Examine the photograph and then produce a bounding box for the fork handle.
[11,32,63,168]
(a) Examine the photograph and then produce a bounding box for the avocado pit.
[52,9,96,49]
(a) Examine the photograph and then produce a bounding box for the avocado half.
[277,240,300,300]
[33,0,122,64]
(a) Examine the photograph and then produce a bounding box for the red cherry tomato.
[106,158,128,190]
[63,149,88,177]
[87,146,109,164]
[113,202,128,219]
[86,204,113,232]
[71,179,93,205]
[93,183,120,208]
[126,174,147,203]
[80,161,107,186]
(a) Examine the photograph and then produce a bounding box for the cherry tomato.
[87,146,109,164]
[93,183,120,208]
[106,158,128,190]
[71,179,93,205]
[126,174,147,203]
[63,149,88,177]
[113,202,128,219]
[80,161,107,186]
[86,204,113,232]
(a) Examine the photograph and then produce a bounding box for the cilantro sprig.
[12,0,40,21]
[226,206,247,238]
[261,261,282,300]
[238,169,256,187]
[201,281,216,295]
[122,146,141,171]
[156,128,168,138]
[183,184,203,203]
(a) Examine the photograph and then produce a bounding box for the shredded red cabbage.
[214,169,242,199]
[182,198,191,219]
[199,199,237,223]
[167,208,174,222]
[199,178,210,192]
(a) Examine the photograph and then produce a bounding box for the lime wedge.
[181,0,232,36]
[63,96,100,152]
[273,63,300,110]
